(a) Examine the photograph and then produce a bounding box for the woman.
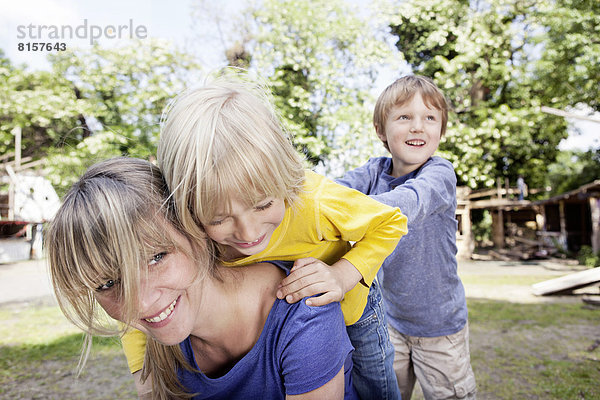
[46,157,357,399]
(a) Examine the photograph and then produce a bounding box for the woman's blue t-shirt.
[178,296,358,399]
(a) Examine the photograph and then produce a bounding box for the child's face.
[204,195,286,259]
[95,225,204,346]
[376,92,442,177]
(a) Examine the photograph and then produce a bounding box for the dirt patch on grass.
[1,354,136,400]
[0,297,138,400]
[406,260,600,400]
[459,260,600,400]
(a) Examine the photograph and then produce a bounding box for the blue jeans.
[346,279,401,400]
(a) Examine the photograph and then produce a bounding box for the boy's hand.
[276,257,363,307]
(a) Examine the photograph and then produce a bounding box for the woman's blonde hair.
[46,157,210,399]
[157,76,305,245]
[373,75,449,151]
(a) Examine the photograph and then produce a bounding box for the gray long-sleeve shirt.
[336,156,467,336]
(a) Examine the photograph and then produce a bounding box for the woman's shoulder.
[271,295,344,332]
[237,262,286,293]
[240,263,343,323]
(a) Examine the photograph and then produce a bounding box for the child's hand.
[276,257,362,307]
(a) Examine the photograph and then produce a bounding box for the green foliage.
[2,40,200,196]
[532,0,600,112]
[0,52,91,161]
[48,40,198,155]
[383,0,598,191]
[547,148,600,196]
[245,0,392,175]
[471,209,492,245]
[3,0,598,198]
[44,132,131,197]
[42,40,198,195]
[576,245,600,268]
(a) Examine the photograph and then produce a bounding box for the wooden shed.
[462,180,600,258]
[534,180,600,254]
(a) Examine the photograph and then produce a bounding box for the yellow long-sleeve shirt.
[122,170,407,372]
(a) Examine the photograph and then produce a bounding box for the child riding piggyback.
[122,76,407,400]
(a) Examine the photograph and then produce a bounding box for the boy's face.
[204,195,286,259]
[376,92,442,177]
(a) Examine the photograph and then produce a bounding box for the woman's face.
[95,226,204,346]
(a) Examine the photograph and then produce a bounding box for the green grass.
[467,299,598,329]
[0,302,122,359]
[0,303,81,345]
[0,333,121,380]
[467,299,600,400]
[1,292,599,399]
[458,265,600,398]
[0,302,133,399]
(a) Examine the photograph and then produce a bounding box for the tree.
[48,39,199,157]
[42,39,200,195]
[533,0,600,113]
[0,50,91,163]
[547,149,600,196]
[2,40,201,196]
[381,0,579,191]
[227,0,397,176]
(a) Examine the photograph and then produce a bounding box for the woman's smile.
[142,296,180,326]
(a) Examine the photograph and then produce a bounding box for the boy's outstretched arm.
[277,257,362,306]
[337,157,457,226]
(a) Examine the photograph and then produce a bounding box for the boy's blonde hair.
[373,75,449,151]
[157,77,305,244]
[46,157,209,399]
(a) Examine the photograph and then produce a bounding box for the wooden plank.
[532,268,600,296]
[14,159,45,172]
[0,152,15,163]
[469,198,529,209]
[582,295,600,307]
[513,236,542,247]
[488,249,512,261]
[468,188,503,199]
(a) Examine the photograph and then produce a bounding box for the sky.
[556,107,600,151]
[0,0,200,70]
[0,0,597,151]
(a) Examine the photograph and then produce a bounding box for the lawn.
[467,299,599,400]
[0,299,137,400]
[0,269,599,399]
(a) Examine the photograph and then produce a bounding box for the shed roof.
[534,180,600,205]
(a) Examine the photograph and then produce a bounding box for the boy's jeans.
[346,278,401,400]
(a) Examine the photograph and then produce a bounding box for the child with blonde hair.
[122,76,407,399]
[47,157,359,399]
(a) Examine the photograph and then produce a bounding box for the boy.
[337,75,477,400]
